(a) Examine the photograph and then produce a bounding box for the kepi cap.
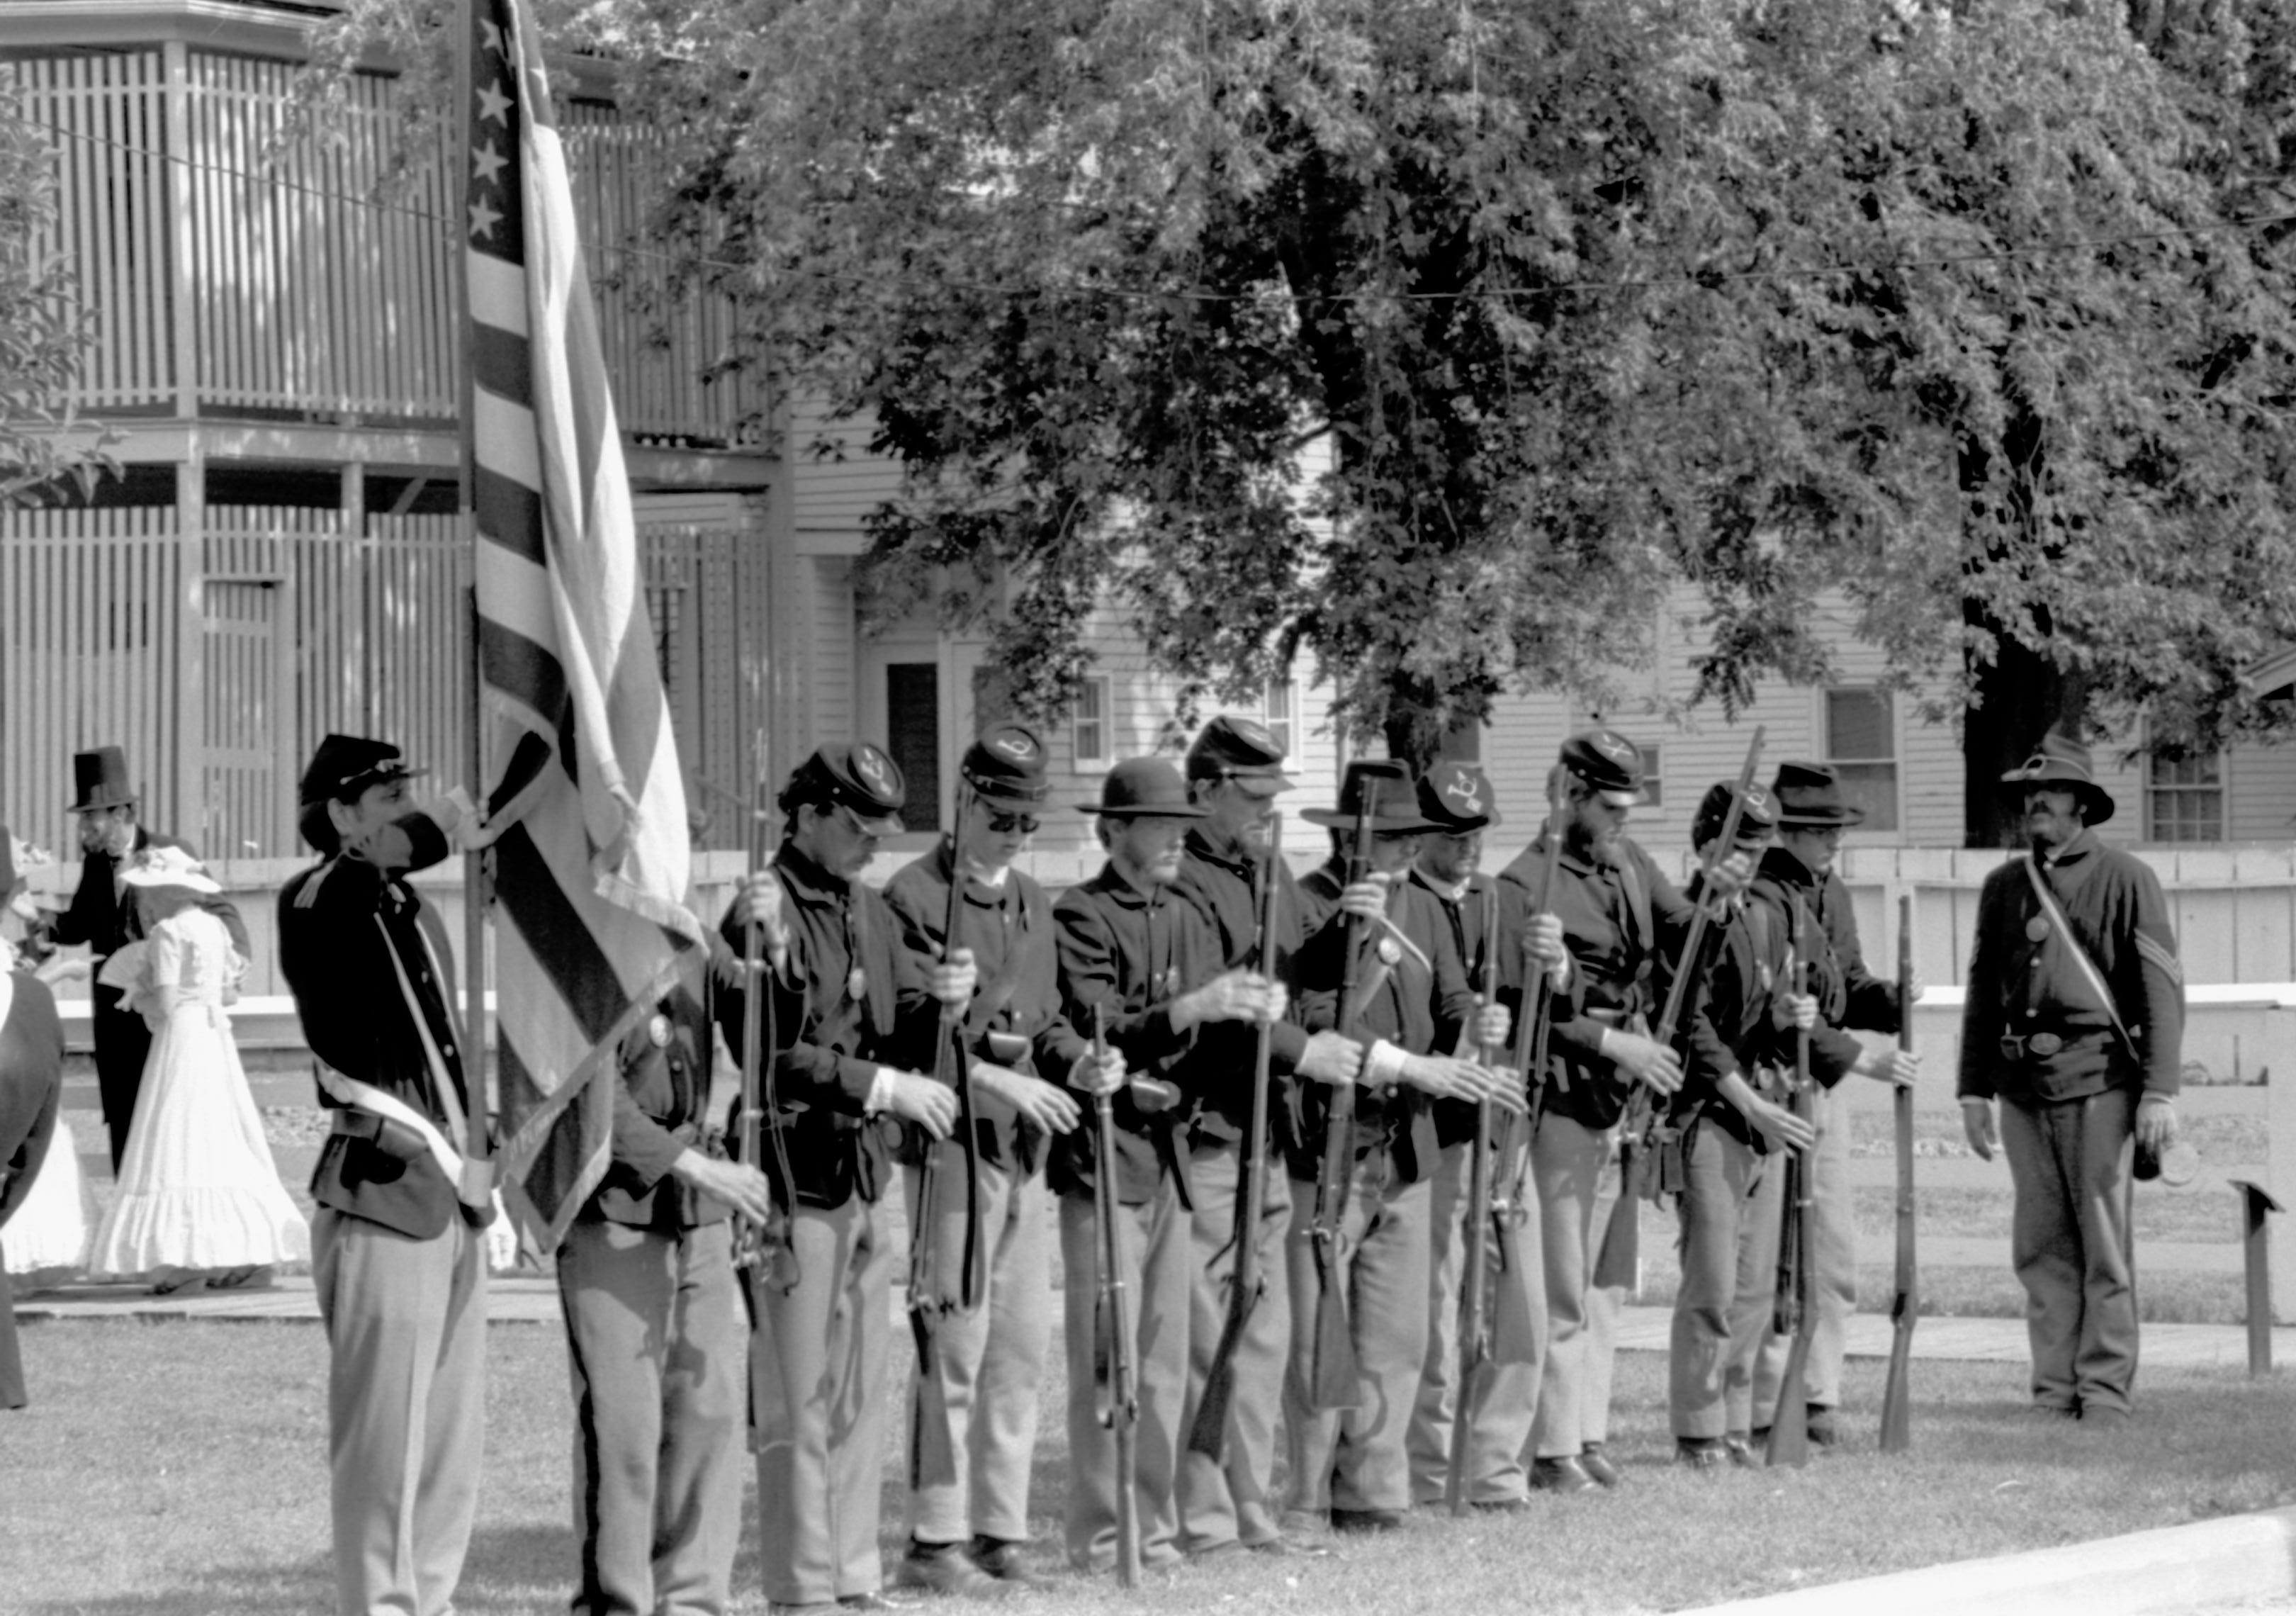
[1691,780,1779,851]
[1559,729,1646,807]
[960,723,1052,813]
[297,734,429,853]
[1086,758,1206,819]
[1417,762,1499,834]
[792,743,907,836]
[1184,714,1295,797]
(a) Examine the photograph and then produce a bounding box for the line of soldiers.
[286,710,2185,1616]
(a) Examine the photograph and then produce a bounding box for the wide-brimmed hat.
[1302,760,1436,834]
[790,743,907,836]
[1417,762,1499,834]
[68,746,137,814]
[119,844,221,895]
[2000,730,2115,826]
[1184,715,1296,797]
[1086,758,1206,819]
[1771,761,1867,827]
[298,734,429,853]
[960,723,1052,814]
[1558,730,1646,807]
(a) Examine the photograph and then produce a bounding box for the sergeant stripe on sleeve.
[2134,931,2183,987]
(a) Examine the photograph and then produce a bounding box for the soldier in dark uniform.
[1169,716,1364,1558]
[278,734,492,1616]
[884,724,1086,1595]
[720,744,979,1615]
[556,924,775,1616]
[50,745,247,1170]
[1282,762,1518,1537]
[1958,731,2183,1425]
[1665,782,1818,1467]
[1509,731,1694,1493]
[1405,764,1568,1510]
[1746,762,1918,1447]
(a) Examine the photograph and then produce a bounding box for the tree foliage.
[0,79,108,505]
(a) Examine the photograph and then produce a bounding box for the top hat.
[1184,715,1296,797]
[297,734,429,853]
[68,746,138,814]
[1558,729,1647,807]
[1301,760,1438,834]
[1691,780,1779,852]
[1770,761,1868,827]
[2000,729,2115,826]
[792,743,908,836]
[119,843,222,895]
[960,724,1052,813]
[1086,758,1207,819]
[1417,762,1499,834]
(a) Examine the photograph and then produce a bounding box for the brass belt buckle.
[2028,1031,2064,1057]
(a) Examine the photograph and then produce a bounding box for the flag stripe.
[471,321,533,408]
[474,467,546,568]
[468,250,529,335]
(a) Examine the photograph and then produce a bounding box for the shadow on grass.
[21,1523,578,1616]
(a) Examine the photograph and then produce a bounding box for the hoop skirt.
[86,911,308,1281]
[1,1114,91,1289]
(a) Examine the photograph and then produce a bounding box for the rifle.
[1486,787,1566,1372]
[1594,725,1766,1291]
[1090,1002,1141,1588]
[1446,878,1503,1517]
[733,727,797,1294]
[908,786,986,1404]
[1307,779,1385,1412]
[1765,893,1817,1469]
[1879,892,1918,1454]
[1186,812,1283,1461]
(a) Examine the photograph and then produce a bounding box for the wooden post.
[2232,1180,2282,1376]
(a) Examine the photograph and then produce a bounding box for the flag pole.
[455,0,492,1190]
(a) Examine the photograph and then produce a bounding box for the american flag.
[466,0,702,1251]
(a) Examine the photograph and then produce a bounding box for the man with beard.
[1169,717,1365,1558]
[1746,762,1919,1448]
[1958,731,2182,1425]
[1282,761,1519,1536]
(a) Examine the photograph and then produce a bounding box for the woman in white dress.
[86,846,308,1292]
[0,834,89,1291]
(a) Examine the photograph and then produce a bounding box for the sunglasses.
[986,809,1041,836]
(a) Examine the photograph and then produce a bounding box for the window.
[1071,675,1113,769]
[1636,743,1662,808]
[1824,689,1898,831]
[1264,678,1298,757]
[884,662,942,832]
[2149,753,2224,843]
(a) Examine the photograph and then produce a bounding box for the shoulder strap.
[2022,855,2137,1056]
[1743,898,1775,994]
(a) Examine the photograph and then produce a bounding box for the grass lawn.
[8,1318,2296,1616]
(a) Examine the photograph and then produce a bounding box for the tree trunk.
[1962,612,2086,848]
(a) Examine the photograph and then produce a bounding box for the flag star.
[469,197,502,240]
[477,79,512,125]
[480,16,502,52]
[472,139,507,185]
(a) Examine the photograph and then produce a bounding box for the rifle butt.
[1307,1261,1361,1411]
[1487,1232,1541,1366]
[1589,1177,1640,1292]
[1185,1313,1247,1460]
[1879,1325,1915,1453]
[1765,1344,1812,1468]
[1114,1417,1141,1588]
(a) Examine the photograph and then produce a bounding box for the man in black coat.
[47,746,247,1169]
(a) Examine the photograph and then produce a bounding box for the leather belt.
[1998,1028,2110,1062]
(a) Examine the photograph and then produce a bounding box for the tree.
[310,0,2296,838]
[0,79,107,504]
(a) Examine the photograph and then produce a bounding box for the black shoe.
[968,1538,1052,1593]
[1329,1507,1406,1534]
[1529,1455,1597,1493]
[840,1593,918,1612]
[1470,1496,1534,1514]
[1675,1438,1728,1471]
[895,1543,1006,1599]
[1805,1407,1838,1449]
[1724,1434,1759,1469]
[1577,1444,1622,1488]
